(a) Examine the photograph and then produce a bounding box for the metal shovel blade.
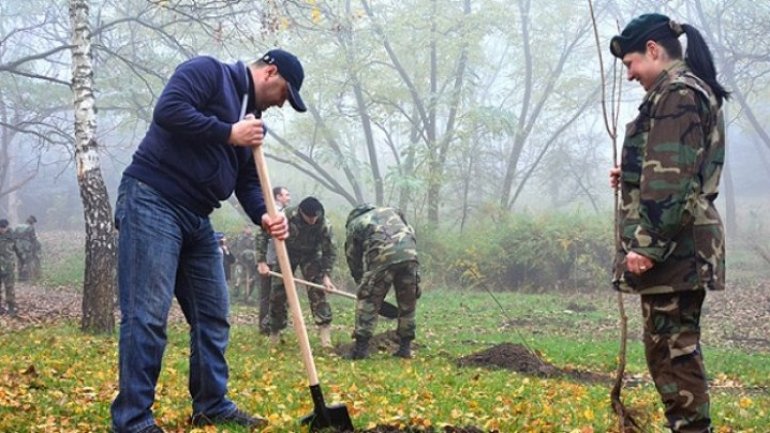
[299,384,354,432]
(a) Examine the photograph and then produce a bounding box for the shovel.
[269,270,399,319]
[249,111,354,432]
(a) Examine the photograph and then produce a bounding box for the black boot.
[344,338,369,360]
[393,339,412,358]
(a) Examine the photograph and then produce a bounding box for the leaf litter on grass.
[4,280,770,432]
[355,426,488,432]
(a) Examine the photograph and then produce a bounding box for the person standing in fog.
[217,232,236,283]
[609,13,729,433]
[255,186,291,334]
[0,219,19,316]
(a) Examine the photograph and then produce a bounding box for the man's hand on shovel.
[261,213,288,240]
[321,275,334,292]
[257,262,270,276]
[230,113,265,147]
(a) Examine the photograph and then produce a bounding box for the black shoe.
[393,339,412,358]
[191,408,267,429]
[136,425,164,433]
[343,338,369,360]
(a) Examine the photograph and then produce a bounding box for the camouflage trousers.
[354,260,419,342]
[231,263,257,301]
[0,271,15,310]
[268,260,332,333]
[18,253,41,282]
[642,290,711,433]
[258,273,271,334]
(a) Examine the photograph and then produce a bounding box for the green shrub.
[422,212,614,292]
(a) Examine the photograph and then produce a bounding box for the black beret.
[298,196,324,217]
[610,13,680,59]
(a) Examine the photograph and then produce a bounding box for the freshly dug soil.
[457,342,608,384]
[334,329,415,356]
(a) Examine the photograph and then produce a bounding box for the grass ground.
[0,285,767,433]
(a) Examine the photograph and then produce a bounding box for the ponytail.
[681,24,730,106]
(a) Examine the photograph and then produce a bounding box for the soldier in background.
[257,196,334,348]
[609,13,729,433]
[216,232,236,284]
[344,205,420,359]
[0,219,20,316]
[237,249,258,303]
[230,225,255,301]
[15,215,41,282]
[255,186,291,334]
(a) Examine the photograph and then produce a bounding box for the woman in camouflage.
[609,13,729,433]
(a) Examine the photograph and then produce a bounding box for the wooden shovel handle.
[268,270,356,300]
[253,145,319,386]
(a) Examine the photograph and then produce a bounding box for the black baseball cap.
[260,49,307,112]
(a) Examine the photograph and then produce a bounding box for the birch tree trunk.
[70,0,116,334]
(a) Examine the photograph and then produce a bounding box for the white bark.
[70,0,116,333]
[71,0,100,177]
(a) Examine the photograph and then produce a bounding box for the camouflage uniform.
[239,249,258,301]
[0,228,19,313]
[14,223,41,282]
[255,225,277,334]
[614,60,725,433]
[256,205,334,333]
[230,228,255,300]
[345,205,419,342]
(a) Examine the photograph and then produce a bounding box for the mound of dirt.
[457,343,608,384]
[457,343,555,375]
[564,301,597,313]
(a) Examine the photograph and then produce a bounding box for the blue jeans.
[111,176,236,432]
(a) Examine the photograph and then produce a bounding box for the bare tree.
[689,0,770,238]
[0,3,73,209]
[497,0,598,210]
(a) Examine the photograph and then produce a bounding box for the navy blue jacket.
[124,56,266,223]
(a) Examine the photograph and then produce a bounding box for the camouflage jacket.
[614,60,726,295]
[14,224,40,256]
[231,230,255,264]
[345,207,418,284]
[0,230,19,275]
[255,206,336,274]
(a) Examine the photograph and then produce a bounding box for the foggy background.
[1,0,769,289]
